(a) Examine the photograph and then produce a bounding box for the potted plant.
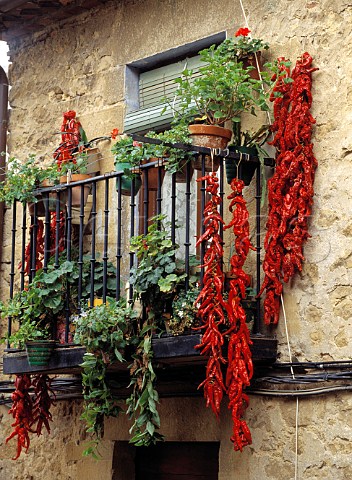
[58,154,92,207]
[0,260,78,360]
[71,127,119,176]
[225,123,271,187]
[111,136,144,196]
[129,214,187,325]
[0,155,60,216]
[145,122,194,183]
[169,29,275,171]
[168,286,200,335]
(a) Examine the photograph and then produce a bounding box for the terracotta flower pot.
[188,124,232,172]
[243,52,262,80]
[41,179,67,213]
[188,124,232,149]
[60,174,91,207]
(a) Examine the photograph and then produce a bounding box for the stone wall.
[1,0,352,478]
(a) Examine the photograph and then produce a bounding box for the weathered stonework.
[1,0,352,478]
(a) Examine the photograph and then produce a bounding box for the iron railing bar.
[77,185,85,309]
[65,188,73,344]
[143,169,149,235]
[115,178,122,301]
[102,178,109,303]
[129,178,136,304]
[219,160,224,275]
[20,203,26,290]
[8,200,17,344]
[184,161,192,291]
[200,155,206,286]
[156,163,162,217]
[54,192,62,269]
[90,182,97,308]
[130,134,275,166]
[170,172,176,245]
[27,209,35,283]
[43,193,51,272]
[66,188,72,262]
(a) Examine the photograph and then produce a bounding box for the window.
[124,32,226,134]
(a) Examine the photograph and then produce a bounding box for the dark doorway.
[135,441,219,480]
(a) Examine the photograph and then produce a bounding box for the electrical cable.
[249,384,352,397]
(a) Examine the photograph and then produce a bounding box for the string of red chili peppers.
[6,374,33,460]
[195,173,227,418]
[195,174,254,451]
[259,52,318,325]
[6,374,55,460]
[21,111,81,277]
[20,219,45,276]
[224,178,255,451]
[54,109,82,168]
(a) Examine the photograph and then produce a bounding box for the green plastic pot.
[115,162,142,196]
[225,146,258,186]
[25,340,57,367]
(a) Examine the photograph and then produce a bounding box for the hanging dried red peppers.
[259,52,318,325]
[32,374,55,436]
[224,178,254,451]
[6,374,33,460]
[195,173,227,418]
[54,110,82,169]
[196,174,254,451]
[6,374,55,459]
[20,219,45,276]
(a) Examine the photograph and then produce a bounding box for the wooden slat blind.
[124,55,205,134]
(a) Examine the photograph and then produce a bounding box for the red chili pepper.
[260,52,318,325]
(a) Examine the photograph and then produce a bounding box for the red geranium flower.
[235,27,250,37]
[110,128,119,139]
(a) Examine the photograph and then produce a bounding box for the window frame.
[124,32,226,134]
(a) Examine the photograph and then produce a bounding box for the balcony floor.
[3,333,277,376]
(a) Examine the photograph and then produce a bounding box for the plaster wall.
[0,0,351,479]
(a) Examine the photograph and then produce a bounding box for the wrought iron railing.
[5,137,274,348]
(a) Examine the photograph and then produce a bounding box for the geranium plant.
[0,155,59,205]
[170,29,275,127]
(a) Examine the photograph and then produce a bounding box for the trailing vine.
[73,299,137,457]
[126,325,164,446]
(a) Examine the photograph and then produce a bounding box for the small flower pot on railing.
[25,340,57,367]
[115,162,142,196]
[188,125,232,172]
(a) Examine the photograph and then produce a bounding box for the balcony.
[2,137,277,395]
